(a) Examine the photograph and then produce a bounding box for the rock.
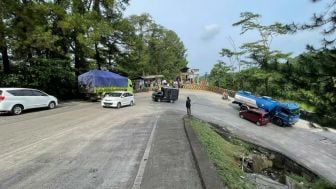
[251,154,273,173]
[269,153,276,160]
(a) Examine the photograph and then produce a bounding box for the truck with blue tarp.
[78,70,133,100]
[233,91,300,126]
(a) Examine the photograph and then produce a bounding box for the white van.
[0,88,58,115]
[101,91,135,108]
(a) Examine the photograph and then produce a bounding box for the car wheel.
[256,121,261,126]
[240,114,244,119]
[275,118,283,127]
[170,100,174,103]
[130,101,134,106]
[48,101,56,109]
[117,102,121,109]
[157,98,161,102]
[12,105,23,115]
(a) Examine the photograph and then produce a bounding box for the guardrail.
[181,84,236,97]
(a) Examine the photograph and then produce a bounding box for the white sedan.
[101,91,135,108]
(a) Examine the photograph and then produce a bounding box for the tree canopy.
[0,0,188,97]
[210,6,336,127]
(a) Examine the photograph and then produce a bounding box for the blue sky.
[125,0,328,74]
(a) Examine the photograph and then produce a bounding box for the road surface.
[0,89,335,189]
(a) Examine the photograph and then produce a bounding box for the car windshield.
[108,92,122,97]
[289,108,300,115]
[263,114,269,118]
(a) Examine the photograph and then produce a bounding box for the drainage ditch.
[208,123,324,189]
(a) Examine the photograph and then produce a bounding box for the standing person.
[186,97,191,115]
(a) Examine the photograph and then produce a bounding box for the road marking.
[131,115,159,189]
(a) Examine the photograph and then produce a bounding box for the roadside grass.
[288,173,336,189]
[190,117,336,189]
[190,117,254,189]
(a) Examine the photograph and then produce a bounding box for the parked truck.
[233,91,300,126]
[78,70,133,101]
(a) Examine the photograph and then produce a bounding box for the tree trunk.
[1,45,10,73]
[74,36,82,78]
[95,43,101,70]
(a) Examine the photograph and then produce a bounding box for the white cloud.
[201,24,221,40]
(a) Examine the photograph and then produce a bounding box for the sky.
[125,0,328,74]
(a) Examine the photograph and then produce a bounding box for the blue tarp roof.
[78,70,128,88]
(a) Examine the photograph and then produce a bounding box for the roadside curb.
[183,116,225,189]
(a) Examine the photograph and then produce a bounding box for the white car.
[101,91,135,108]
[0,88,58,115]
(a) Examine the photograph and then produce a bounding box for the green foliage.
[0,58,75,99]
[287,1,336,47]
[0,1,188,99]
[313,179,336,189]
[190,118,254,189]
[210,49,336,127]
[124,14,188,79]
[230,12,289,69]
[213,11,336,127]
[288,173,336,189]
[208,61,231,88]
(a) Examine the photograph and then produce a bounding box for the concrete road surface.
[0,89,335,189]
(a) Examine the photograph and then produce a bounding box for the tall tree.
[208,61,231,88]
[232,12,290,70]
[287,0,336,47]
[0,0,11,73]
[124,14,188,79]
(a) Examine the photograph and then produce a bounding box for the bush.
[0,58,76,99]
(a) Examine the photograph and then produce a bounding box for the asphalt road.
[178,90,336,182]
[0,89,335,189]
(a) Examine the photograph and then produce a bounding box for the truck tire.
[240,105,248,111]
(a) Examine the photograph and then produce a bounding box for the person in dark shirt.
[186,97,191,115]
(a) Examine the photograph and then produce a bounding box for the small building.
[142,75,164,88]
[132,76,145,92]
[180,67,199,84]
[132,75,164,91]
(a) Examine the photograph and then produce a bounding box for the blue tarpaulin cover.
[78,70,128,88]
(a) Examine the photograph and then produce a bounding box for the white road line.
[131,115,160,189]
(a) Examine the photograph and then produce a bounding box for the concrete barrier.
[181,84,236,97]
